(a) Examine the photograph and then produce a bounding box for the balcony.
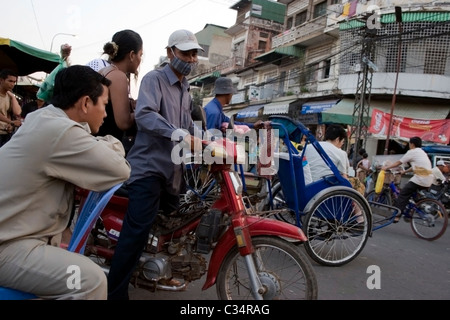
[272,15,327,48]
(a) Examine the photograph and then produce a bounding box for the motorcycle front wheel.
[216,236,318,300]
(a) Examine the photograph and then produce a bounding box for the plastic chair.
[0,183,123,300]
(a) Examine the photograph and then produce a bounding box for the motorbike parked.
[77,138,318,300]
[419,180,450,212]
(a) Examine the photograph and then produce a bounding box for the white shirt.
[399,148,433,187]
[432,167,446,184]
[304,141,349,182]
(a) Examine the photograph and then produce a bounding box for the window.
[306,63,319,83]
[233,41,244,59]
[425,48,447,75]
[244,75,258,86]
[264,70,278,82]
[286,17,293,29]
[295,11,307,26]
[323,59,331,79]
[313,1,327,18]
[386,45,406,73]
[288,68,299,87]
[258,41,266,51]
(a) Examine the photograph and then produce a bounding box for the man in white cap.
[107,29,203,300]
[204,77,263,136]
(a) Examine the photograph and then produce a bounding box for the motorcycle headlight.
[229,171,243,195]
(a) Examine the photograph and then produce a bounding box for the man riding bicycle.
[381,136,433,222]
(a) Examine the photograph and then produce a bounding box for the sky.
[2,0,238,97]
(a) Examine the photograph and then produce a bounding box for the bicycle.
[180,116,372,267]
[366,169,448,241]
[180,132,276,212]
[266,116,372,267]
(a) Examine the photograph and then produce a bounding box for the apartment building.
[186,0,449,151]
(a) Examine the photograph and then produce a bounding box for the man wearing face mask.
[107,29,204,300]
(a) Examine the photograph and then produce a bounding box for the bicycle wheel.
[303,189,372,266]
[180,162,220,207]
[268,183,297,225]
[216,236,318,300]
[410,198,448,241]
[366,190,392,206]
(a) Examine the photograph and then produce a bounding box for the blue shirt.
[204,98,255,131]
[126,65,194,194]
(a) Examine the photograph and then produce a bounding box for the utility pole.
[349,13,377,169]
[384,6,403,155]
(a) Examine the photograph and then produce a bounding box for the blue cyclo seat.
[0,183,123,300]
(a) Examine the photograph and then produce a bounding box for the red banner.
[369,108,450,144]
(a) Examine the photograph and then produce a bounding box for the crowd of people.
[0,27,446,300]
[0,28,203,300]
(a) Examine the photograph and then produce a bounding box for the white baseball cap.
[167,29,204,52]
[437,160,445,166]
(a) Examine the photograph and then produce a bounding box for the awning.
[236,104,264,119]
[321,98,450,125]
[0,38,60,75]
[254,45,303,65]
[301,99,340,114]
[190,71,221,86]
[320,99,358,124]
[224,109,238,117]
[263,99,297,115]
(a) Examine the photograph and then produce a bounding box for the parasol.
[0,37,60,76]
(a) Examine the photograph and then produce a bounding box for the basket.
[384,171,401,185]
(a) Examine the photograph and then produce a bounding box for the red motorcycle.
[76,138,318,300]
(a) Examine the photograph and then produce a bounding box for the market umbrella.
[0,37,60,76]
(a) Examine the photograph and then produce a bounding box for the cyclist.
[381,136,433,222]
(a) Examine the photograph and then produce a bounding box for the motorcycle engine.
[135,235,207,286]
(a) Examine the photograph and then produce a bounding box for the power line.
[30,0,46,49]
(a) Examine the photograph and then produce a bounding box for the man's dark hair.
[0,69,18,80]
[51,65,111,110]
[410,136,422,148]
[324,124,347,142]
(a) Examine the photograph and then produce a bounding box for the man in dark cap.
[204,77,263,135]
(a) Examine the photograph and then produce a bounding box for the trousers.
[107,176,179,300]
[394,180,428,214]
[0,239,107,300]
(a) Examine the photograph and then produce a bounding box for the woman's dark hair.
[51,65,111,109]
[410,136,422,148]
[103,29,143,63]
[324,124,347,142]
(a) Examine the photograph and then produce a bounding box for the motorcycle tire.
[216,236,318,300]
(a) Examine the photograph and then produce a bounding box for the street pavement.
[129,218,450,300]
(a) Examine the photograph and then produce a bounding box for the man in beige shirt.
[0,69,22,147]
[0,65,131,300]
